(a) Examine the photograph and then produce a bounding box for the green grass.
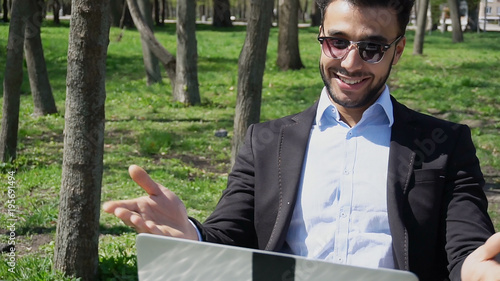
[0,20,499,280]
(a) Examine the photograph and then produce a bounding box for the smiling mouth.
[335,73,367,85]
[339,76,363,85]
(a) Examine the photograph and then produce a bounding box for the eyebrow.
[323,30,389,43]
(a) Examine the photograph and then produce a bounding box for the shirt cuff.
[188,219,202,241]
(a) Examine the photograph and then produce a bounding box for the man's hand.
[462,232,500,281]
[102,165,199,241]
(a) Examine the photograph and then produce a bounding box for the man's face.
[319,0,406,110]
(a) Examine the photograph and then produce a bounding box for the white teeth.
[339,77,362,84]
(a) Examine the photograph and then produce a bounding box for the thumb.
[128,165,162,196]
[480,232,500,261]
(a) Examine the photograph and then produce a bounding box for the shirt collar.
[315,86,394,128]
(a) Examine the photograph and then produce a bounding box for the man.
[103,0,500,280]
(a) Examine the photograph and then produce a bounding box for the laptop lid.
[136,233,419,281]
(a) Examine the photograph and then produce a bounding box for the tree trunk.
[126,0,176,90]
[25,0,58,116]
[137,0,162,85]
[213,0,232,27]
[310,0,321,26]
[110,0,123,27]
[277,0,304,70]
[0,0,28,162]
[154,0,160,25]
[448,0,463,42]
[413,0,429,55]
[302,0,308,23]
[2,0,8,22]
[53,0,60,25]
[231,0,274,165]
[174,0,200,105]
[161,0,165,23]
[468,4,479,32]
[53,0,110,280]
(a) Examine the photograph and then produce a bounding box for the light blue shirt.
[284,86,395,269]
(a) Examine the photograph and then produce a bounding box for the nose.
[340,44,363,71]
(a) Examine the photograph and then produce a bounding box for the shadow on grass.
[100,224,136,235]
[198,56,239,73]
[99,254,138,281]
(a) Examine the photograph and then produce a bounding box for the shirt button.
[343,170,349,175]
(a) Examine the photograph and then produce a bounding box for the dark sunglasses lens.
[323,38,349,59]
[358,42,384,63]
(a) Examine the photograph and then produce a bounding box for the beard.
[319,60,393,109]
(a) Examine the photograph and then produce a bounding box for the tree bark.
[413,0,429,55]
[213,0,232,27]
[161,0,165,22]
[154,0,160,25]
[174,0,200,105]
[25,0,58,116]
[467,4,479,32]
[126,0,176,90]
[231,0,274,165]
[137,0,162,85]
[110,0,123,27]
[53,0,110,280]
[2,0,8,22]
[448,0,464,42]
[0,0,27,162]
[310,0,321,26]
[277,0,304,70]
[52,0,60,25]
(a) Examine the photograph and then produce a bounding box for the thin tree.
[2,0,8,22]
[310,0,321,27]
[126,0,176,89]
[25,0,58,116]
[154,0,160,25]
[0,0,28,162]
[413,0,430,55]
[231,0,274,165]
[138,0,162,85]
[213,0,232,27]
[110,0,123,27]
[448,0,464,42]
[174,0,200,105]
[467,0,480,32]
[277,0,304,70]
[52,0,61,25]
[53,0,110,280]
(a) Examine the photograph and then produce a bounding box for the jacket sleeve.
[445,124,495,280]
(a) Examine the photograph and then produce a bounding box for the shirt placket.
[333,128,356,264]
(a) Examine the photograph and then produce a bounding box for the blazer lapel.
[387,97,419,270]
[265,103,318,251]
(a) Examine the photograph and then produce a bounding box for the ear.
[392,36,406,65]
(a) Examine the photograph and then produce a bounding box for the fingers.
[102,199,141,214]
[129,165,162,196]
[114,207,173,236]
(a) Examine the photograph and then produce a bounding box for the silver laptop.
[136,233,419,281]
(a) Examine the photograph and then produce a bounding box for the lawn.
[0,20,499,280]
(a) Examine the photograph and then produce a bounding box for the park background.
[0,0,499,280]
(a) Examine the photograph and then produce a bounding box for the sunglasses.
[317,35,403,64]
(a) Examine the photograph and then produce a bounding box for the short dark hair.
[316,0,415,35]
